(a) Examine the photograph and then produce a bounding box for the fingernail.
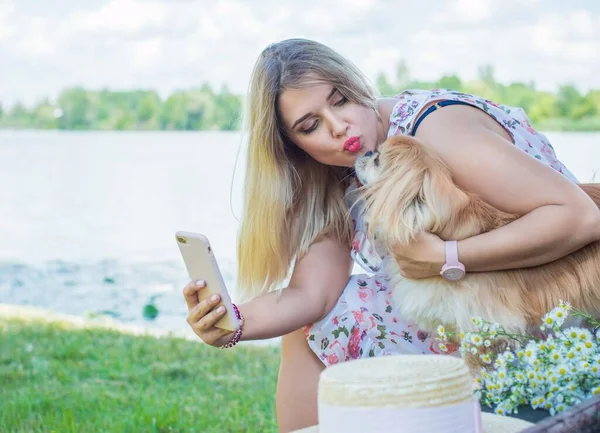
[217,306,225,313]
[211,294,219,302]
[196,280,205,287]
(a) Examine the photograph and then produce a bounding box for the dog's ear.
[362,136,467,247]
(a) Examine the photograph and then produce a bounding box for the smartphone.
[175,231,240,332]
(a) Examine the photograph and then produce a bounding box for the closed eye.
[299,91,346,135]
[334,95,347,106]
[301,119,319,135]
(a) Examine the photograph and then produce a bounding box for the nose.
[330,114,348,137]
[365,151,373,157]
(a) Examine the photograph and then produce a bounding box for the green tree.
[527,92,560,123]
[436,75,462,91]
[114,110,136,130]
[572,92,597,120]
[588,90,600,114]
[500,82,537,114]
[213,85,242,130]
[57,88,91,130]
[376,72,395,96]
[159,92,189,130]
[137,92,160,124]
[472,64,501,100]
[32,99,59,129]
[8,102,31,127]
[557,85,584,119]
[2,67,600,131]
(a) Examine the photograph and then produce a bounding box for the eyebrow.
[291,87,338,131]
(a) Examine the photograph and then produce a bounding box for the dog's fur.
[355,136,600,343]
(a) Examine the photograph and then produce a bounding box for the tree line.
[1,64,599,131]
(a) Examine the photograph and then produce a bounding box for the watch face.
[443,268,465,281]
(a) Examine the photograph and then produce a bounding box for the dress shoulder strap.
[410,100,474,136]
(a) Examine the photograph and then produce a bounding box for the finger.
[199,327,233,346]
[187,293,222,325]
[183,279,206,310]
[195,304,228,332]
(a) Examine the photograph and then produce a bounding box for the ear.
[361,136,467,248]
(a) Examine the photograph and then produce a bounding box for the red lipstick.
[344,136,361,153]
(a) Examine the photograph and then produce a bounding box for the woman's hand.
[390,232,446,279]
[183,280,238,347]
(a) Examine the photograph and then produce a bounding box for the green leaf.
[142,304,159,320]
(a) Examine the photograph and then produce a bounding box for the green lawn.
[0,315,281,433]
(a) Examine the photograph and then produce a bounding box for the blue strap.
[410,100,473,136]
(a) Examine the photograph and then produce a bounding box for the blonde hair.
[237,38,378,300]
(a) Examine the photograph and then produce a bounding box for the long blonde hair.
[237,38,379,300]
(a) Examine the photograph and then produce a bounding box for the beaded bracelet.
[220,303,244,349]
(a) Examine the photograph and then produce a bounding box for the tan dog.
[355,136,600,342]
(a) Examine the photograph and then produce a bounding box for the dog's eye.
[374,155,380,167]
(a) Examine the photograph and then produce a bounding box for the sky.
[1,0,599,107]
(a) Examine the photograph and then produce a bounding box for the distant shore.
[2,117,600,133]
[2,79,599,132]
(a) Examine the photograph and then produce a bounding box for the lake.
[0,130,598,339]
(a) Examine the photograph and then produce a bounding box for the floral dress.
[302,89,578,367]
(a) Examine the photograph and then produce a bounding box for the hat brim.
[292,412,534,433]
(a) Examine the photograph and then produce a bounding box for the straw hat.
[292,355,534,433]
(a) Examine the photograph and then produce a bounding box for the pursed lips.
[343,136,361,153]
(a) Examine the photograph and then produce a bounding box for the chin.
[355,135,600,372]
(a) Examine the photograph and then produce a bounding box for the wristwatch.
[440,240,465,281]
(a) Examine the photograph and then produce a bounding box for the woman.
[182,38,600,432]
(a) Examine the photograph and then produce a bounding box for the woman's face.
[278,81,383,167]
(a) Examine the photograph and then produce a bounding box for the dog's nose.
[364,151,373,157]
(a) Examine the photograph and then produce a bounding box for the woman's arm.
[413,104,600,273]
[238,236,353,340]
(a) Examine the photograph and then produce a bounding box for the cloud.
[404,2,600,90]
[70,0,168,35]
[451,0,496,23]
[0,0,57,57]
[532,10,599,61]
[0,0,599,107]
[0,0,17,41]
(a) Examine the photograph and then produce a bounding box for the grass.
[0,314,281,433]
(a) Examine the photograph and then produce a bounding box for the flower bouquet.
[437,301,600,417]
